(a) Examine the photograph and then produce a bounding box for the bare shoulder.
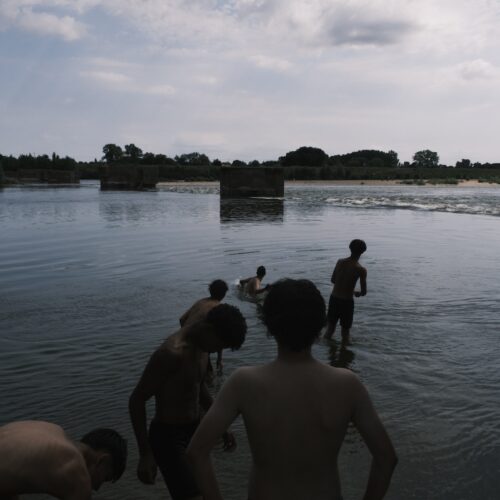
[322,365,364,390]
[356,262,367,275]
[52,448,92,499]
[151,341,182,367]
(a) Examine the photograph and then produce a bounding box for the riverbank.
[158,179,500,188]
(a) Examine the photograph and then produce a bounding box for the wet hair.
[208,279,228,300]
[349,239,367,255]
[263,279,326,352]
[206,303,246,350]
[81,428,127,482]
[256,265,266,277]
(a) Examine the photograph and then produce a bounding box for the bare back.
[238,361,357,500]
[0,421,90,499]
[243,277,261,295]
[180,298,220,327]
[332,257,366,300]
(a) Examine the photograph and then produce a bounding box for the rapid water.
[1,181,499,499]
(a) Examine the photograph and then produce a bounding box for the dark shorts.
[149,419,200,500]
[327,295,354,329]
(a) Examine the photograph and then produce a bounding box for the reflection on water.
[220,198,284,223]
[327,340,355,369]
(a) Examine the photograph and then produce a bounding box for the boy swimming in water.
[239,266,269,296]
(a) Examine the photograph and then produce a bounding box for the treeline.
[2,145,500,184]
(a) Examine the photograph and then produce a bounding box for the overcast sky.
[1,0,499,164]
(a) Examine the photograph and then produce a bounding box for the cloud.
[81,70,131,85]
[457,59,499,81]
[0,3,86,40]
[80,68,176,96]
[249,54,292,72]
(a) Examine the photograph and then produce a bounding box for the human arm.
[216,350,223,374]
[129,349,177,484]
[331,261,339,284]
[187,369,244,500]
[239,277,250,287]
[199,378,235,451]
[351,376,397,500]
[354,267,367,297]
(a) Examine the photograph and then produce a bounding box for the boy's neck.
[276,345,314,362]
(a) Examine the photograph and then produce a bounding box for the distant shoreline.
[158,179,500,188]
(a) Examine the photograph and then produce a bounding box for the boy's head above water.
[349,239,367,257]
[263,279,326,351]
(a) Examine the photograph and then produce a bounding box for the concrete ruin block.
[219,167,284,198]
[99,164,159,190]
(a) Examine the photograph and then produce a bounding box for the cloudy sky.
[1,0,499,164]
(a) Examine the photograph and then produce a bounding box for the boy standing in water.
[0,421,127,499]
[179,279,229,374]
[325,239,368,343]
[186,279,397,500]
[129,304,246,500]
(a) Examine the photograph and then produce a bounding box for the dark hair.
[81,428,127,482]
[208,279,228,300]
[349,239,367,255]
[263,279,326,351]
[256,265,266,277]
[206,303,246,350]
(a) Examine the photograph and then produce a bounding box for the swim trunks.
[149,419,200,500]
[327,295,354,329]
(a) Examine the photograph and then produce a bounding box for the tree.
[456,159,471,168]
[388,150,399,168]
[102,144,123,163]
[413,150,439,168]
[232,159,247,167]
[175,152,210,166]
[280,146,328,167]
[124,143,143,161]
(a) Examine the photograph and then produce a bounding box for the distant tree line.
[2,144,500,184]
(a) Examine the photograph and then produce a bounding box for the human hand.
[354,291,361,298]
[137,453,157,484]
[222,431,237,452]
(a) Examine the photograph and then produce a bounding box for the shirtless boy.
[179,280,229,374]
[187,279,397,500]
[325,239,368,343]
[0,420,127,499]
[129,304,246,500]
[239,266,268,296]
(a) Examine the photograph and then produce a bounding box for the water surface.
[1,181,499,499]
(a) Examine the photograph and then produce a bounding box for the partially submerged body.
[326,240,368,342]
[239,266,268,297]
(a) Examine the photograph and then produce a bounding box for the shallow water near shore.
[1,181,499,500]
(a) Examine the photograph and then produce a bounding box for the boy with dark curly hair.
[187,279,396,500]
[129,303,246,500]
